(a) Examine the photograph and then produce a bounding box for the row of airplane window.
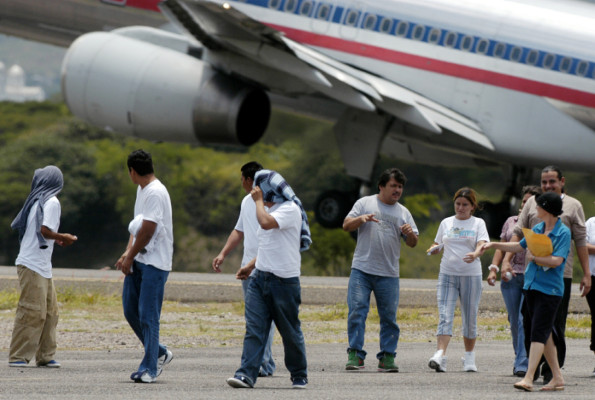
[236,0,595,79]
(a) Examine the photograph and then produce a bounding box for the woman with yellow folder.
[480,192,571,392]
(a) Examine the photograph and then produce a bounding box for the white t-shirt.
[133,179,174,271]
[435,215,489,276]
[15,197,61,278]
[255,201,302,278]
[347,195,418,278]
[234,194,259,267]
[587,217,595,276]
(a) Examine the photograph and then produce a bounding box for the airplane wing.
[160,0,494,151]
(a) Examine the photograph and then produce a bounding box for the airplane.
[1,0,595,236]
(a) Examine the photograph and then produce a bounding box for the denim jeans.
[500,273,528,373]
[235,270,307,387]
[242,278,276,375]
[347,268,400,360]
[122,261,169,378]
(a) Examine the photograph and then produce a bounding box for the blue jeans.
[347,268,400,360]
[122,261,169,378]
[235,270,307,387]
[242,278,276,375]
[500,273,528,373]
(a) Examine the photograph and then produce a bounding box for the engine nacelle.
[61,31,269,146]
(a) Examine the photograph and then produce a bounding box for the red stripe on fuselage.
[268,24,595,108]
[118,0,161,12]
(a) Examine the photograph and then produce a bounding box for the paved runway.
[0,266,590,312]
[1,267,593,398]
[1,341,594,399]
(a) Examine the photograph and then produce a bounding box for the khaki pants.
[9,265,59,365]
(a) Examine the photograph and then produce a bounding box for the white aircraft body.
[1,0,594,229]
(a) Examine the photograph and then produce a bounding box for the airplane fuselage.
[215,0,595,170]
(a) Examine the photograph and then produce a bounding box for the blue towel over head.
[254,169,312,252]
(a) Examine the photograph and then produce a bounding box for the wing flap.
[161,0,494,150]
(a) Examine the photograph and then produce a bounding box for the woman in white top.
[426,187,489,373]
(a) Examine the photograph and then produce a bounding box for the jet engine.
[61,31,270,146]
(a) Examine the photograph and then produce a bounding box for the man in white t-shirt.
[226,170,309,389]
[212,161,276,377]
[343,168,419,372]
[8,166,77,368]
[115,150,174,384]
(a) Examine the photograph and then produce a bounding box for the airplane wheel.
[314,190,351,228]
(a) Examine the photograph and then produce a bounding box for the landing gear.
[314,190,357,228]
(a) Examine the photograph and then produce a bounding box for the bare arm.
[115,219,157,275]
[236,257,256,280]
[342,214,379,232]
[212,229,244,272]
[251,187,279,230]
[401,223,418,248]
[577,245,592,296]
[463,240,487,263]
[40,225,77,247]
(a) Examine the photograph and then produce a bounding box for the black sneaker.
[292,377,308,389]
[226,376,253,388]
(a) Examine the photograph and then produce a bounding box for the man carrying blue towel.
[227,170,310,389]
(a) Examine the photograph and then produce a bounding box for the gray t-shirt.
[347,195,418,277]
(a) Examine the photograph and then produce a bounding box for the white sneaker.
[428,350,447,372]
[157,349,173,377]
[462,351,477,372]
[139,371,156,383]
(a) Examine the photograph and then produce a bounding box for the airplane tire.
[314,190,351,228]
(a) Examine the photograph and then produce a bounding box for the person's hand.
[479,242,493,254]
[236,265,251,280]
[116,254,133,276]
[580,274,592,297]
[401,223,414,236]
[250,186,263,203]
[212,254,224,273]
[57,233,77,247]
[426,244,442,255]
[501,261,514,282]
[487,270,497,286]
[463,252,478,263]
[361,214,379,224]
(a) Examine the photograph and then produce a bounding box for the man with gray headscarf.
[8,166,77,368]
[227,170,310,390]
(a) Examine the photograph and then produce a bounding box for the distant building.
[0,61,45,102]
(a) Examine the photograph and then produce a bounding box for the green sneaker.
[345,350,364,370]
[378,354,399,372]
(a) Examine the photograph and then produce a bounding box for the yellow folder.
[522,228,553,257]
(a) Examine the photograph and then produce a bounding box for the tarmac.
[0,266,593,399]
[0,266,590,312]
[1,341,593,399]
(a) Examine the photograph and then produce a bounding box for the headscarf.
[11,166,64,249]
[254,169,312,252]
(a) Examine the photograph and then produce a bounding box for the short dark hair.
[127,149,154,176]
[241,161,263,180]
[541,165,563,180]
[521,185,541,198]
[378,168,407,188]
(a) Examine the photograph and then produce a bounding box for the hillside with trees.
[1,102,593,281]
